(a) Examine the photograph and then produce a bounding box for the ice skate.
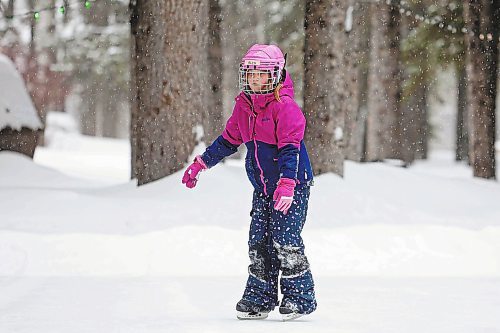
[279,302,304,321]
[236,299,271,320]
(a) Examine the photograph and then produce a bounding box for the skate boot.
[236,299,271,320]
[279,302,303,321]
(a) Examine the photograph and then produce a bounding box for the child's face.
[247,70,271,92]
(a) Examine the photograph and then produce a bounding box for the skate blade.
[282,312,303,321]
[236,311,269,320]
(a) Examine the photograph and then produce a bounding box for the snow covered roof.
[0,54,42,131]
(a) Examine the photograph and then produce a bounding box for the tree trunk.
[131,0,208,185]
[0,0,15,40]
[80,83,97,136]
[357,2,373,163]
[455,65,468,162]
[399,77,429,163]
[413,80,429,160]
[399,13,429,165]
[6,0,14,18]
[366,1,402,161]
[63,0,71,24]
[386,3,403,161]
[130,0,138,179]
[345,0,366,162]
[79,1,113,137]
[27,0,35,49]
[464,0,498,179]
[304,0,351,177]
[203,0,224,145]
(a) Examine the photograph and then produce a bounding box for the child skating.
[182,44,317,321]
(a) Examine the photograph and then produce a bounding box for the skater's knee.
[248,239,271,281]
[273,241,310,278]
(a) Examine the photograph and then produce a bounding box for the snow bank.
[1,224,499,277]
[1,147,500,278]
[0,54,42,131]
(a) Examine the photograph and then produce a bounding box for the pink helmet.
[239,44,286,94]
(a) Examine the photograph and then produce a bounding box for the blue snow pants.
[241,185,317,314]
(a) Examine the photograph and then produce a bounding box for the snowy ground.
[1,277,499,333]
[1,133,500,332]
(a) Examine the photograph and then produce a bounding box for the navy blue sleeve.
[278,144,300,180]
[201,135,240,168]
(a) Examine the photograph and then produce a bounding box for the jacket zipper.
[245,96,268,196]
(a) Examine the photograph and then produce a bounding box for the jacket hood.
[279,71,295,99]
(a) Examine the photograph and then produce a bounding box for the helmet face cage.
[238,60,283,95]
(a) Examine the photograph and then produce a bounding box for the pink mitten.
[273,178,296,215]
[182,156,208,189]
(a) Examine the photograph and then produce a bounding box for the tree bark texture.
[304,0,353,176]
[463,0,498,179]
[456,65,468,162]
[400,78,429,163]
[412,80,429,160]
[344,0,365,162]
[366,1,403,161]
[131,0,208,185]
[399,14,429,165]
[203,0,224,145]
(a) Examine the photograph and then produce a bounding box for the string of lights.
[1,0,94,21]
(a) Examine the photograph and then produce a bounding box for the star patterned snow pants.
[241,185,317,314]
